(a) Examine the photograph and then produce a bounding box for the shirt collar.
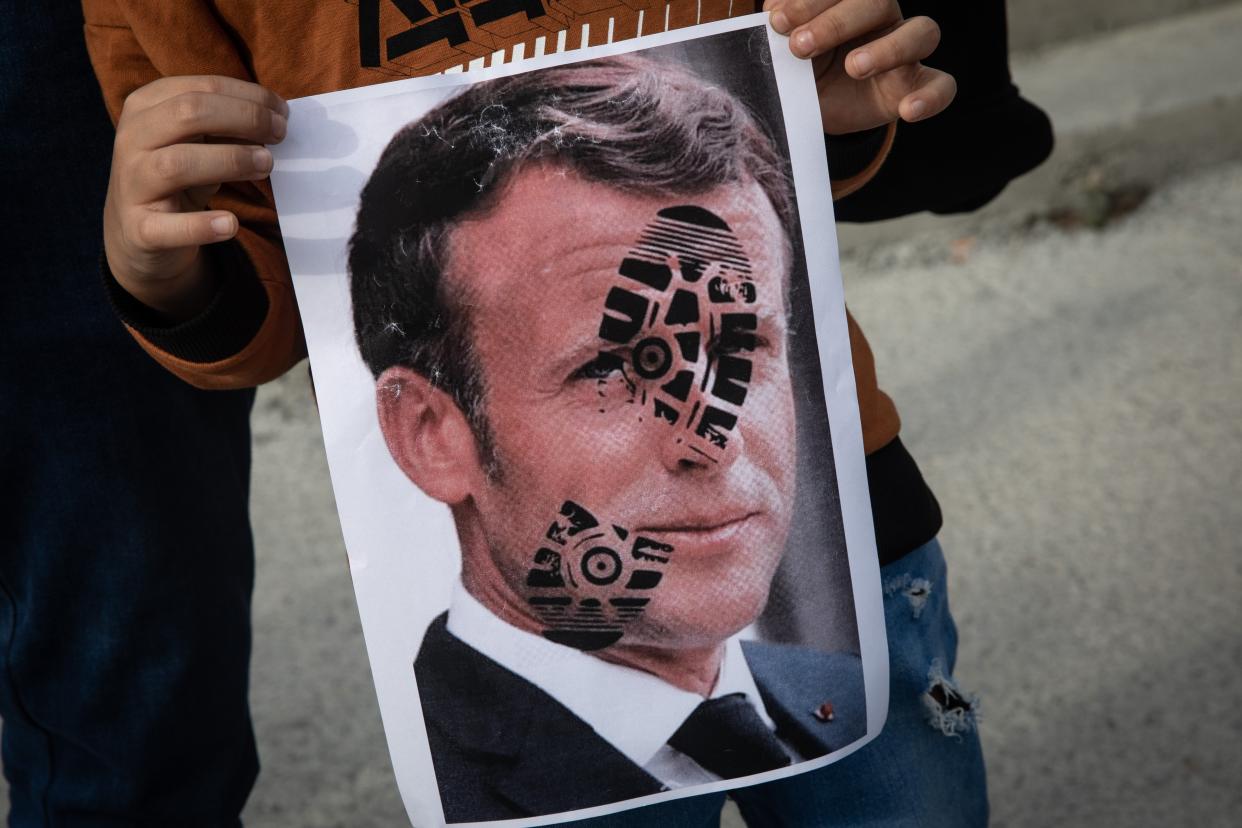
[444,580,774,768]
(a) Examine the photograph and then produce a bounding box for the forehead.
[443,165,790,318]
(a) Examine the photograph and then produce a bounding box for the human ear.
[375,365,481,505]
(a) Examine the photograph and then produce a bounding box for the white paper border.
[271,14,886,827]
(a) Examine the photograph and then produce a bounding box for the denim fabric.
[568,538,988,827]
[0,6,259,826]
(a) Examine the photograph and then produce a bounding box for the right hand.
[103,76,288,320]
[766,0,956,135]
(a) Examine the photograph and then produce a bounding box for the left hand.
[764,0,957,135]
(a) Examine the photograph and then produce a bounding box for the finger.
[788,0,902,58]
[133,143,273,202]
[846,16,940,78]
[767,0,845,35]
[132,208,238,252]
[898,67,957,122]
[123,91,286,151]
[123,75,288,119]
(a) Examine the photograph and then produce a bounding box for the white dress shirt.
[445,581,795,789]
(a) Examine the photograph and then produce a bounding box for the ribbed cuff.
[865,437,944,566]
[101,241,269,364]
[825,125,892,181]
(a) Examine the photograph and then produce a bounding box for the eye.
[572,350,628,381]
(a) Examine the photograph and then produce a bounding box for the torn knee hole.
[883,574,933,619]
[922,660,979,738]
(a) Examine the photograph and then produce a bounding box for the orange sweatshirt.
[83,0,937,562]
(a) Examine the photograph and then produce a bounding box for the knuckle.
[151,148,186,181]
[119,153,149,197]
[112,127,136,160]
[231,146,254,176]
[123,77,164,113]
[249,102,268,135]
[171,93,205,127]
[120,89,141,117]
[132,213,159,250]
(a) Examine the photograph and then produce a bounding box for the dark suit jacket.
[414,612,867,823]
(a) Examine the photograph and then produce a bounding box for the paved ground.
[842,160,1242,827]
[238,7,1242,826]
[7,6,1237,827]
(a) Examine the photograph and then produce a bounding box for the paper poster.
[269,13,886,827]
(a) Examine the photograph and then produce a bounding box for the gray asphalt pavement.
[6,5,1236,827]
[843,159,1242,827]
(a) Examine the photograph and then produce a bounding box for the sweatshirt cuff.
[826,125,890,179]
[101,240,270,363]
[866,436,944,566]
[826,122,897,200]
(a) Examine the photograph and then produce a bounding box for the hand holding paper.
[102,75,288,319]
[765,0,957,134]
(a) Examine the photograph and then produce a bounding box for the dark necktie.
[667,692,792,779]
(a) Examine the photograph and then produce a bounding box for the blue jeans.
[570,539,988,827]
[0,6,260,826]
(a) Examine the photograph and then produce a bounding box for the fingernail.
[277,97,290,117]
[271,113,287,140]
[762,0,776,10]
[792,30,814,56]
[211,216,234,236]
[771,11,790,34]
[252,147,273,172]
[852,51,874,76]
[909,99,927,120]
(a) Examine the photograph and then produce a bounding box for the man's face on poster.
[408,165,797,650]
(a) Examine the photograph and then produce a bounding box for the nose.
[657,387,745,474]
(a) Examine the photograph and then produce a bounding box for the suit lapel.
[417,614,663,818]
[491,699,666,816]
[741,640,868,761]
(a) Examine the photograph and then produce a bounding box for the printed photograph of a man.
[347,35,866,823]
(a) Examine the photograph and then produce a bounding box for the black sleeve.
[834,0,1054,222]
[826,125,892,181]
[101,240,269,364]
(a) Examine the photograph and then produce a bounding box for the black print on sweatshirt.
[598,205,758,463]
[359,0,549,66]
[525,500,673,651]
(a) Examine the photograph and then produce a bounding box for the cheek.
[518,500,675,652]
[479,399,654,553]
[742,366,798,468]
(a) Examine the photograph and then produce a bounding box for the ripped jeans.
[571,538,988,827]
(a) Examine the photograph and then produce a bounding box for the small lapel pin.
[812,701,835,723]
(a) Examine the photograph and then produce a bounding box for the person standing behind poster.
[0,5,259,826]
[81,0,1048,826]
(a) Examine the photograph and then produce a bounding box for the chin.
[628,577,772,650]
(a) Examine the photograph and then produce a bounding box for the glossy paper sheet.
[270,14,886,827]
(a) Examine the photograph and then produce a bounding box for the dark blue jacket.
[413,613,867,822]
